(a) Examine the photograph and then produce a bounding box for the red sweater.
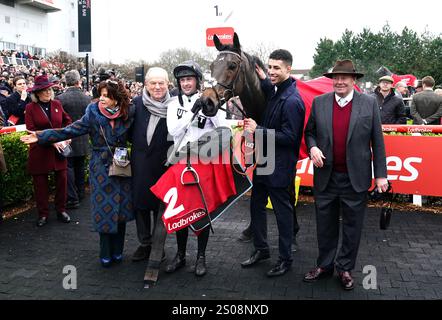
[333,98,353,173]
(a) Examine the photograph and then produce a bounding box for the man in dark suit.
[240,49,305,277]
[303,60,388,290]
[410,76,442,125]
[130,67,174,262]
[56,70,91,208]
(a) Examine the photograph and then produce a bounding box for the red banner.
[382,125,442,134]
[296,135,442,196]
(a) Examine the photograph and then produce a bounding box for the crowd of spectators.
[0,49,42,61]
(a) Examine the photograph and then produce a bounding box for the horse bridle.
[213,50,243,102]
[209,50,259,176]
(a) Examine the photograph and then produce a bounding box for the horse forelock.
[218,43,242,55]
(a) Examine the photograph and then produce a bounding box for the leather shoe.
[165,252,186,273]
[112,254,123,264]
[240,249,270,268]
[132,245,151,262]
[266,260,291,277]
[100,257,112,268]
[195,255,207,277]
[303,267,334,282]
[36,216,48,227]
[338,271,355,290]
[57,212,71,223]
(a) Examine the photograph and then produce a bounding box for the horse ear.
[213,34,223,51]
[233,33,241,50]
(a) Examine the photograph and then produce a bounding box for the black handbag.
[369,181,394,230]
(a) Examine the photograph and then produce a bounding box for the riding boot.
[195,255,207,277]
[165,251,186,273]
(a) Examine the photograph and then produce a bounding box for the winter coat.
[371,88,406,124]
[2,91,31,125]
[130,96,173,211]
[25,100,72,175]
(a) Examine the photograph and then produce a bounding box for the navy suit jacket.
[255,77,305,188]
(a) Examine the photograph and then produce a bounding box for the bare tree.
[245,41,276,64]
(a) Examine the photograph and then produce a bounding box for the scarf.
[98,102,122,128]
[142,87,172,145]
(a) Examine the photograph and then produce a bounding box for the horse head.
[200,33,267,123]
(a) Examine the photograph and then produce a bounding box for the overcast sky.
[90,0,441,69]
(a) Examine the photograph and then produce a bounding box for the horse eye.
[228,62,237,70]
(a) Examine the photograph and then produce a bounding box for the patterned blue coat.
[37,102,135,234]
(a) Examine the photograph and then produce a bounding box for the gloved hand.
[191,98,203,114]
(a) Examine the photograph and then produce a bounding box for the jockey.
[165,60,227,277]
[167,60,227,151]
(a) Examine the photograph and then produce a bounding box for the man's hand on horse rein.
[244,118,257,134]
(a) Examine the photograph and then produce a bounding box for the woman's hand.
[52,142,64,152]
[20,130,38,145]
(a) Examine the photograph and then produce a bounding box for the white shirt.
[167,92,229,150]
[335,90,355,107]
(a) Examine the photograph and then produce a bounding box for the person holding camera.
[23,75,72,227]
[164,60,228,277]
[21,79,135,267]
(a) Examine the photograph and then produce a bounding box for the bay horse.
[199,33,267,124]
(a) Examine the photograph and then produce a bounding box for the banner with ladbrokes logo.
[296,135,442,197]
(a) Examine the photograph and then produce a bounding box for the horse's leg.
[144,203,167,288]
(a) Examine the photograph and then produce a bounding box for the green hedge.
[0,133,91,207]
[0,132,33,205]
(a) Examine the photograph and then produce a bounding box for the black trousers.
[314,171,368,272]
[175,226,210,257]
[99,222,126,259]
[243,183,299,237]
[250,182,293,263]
[67,156,86,202]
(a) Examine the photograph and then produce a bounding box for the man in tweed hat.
[303,60,388,290]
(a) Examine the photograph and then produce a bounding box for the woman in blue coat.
[21,80,135,267]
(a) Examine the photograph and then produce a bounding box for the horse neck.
[237,61,266,122]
